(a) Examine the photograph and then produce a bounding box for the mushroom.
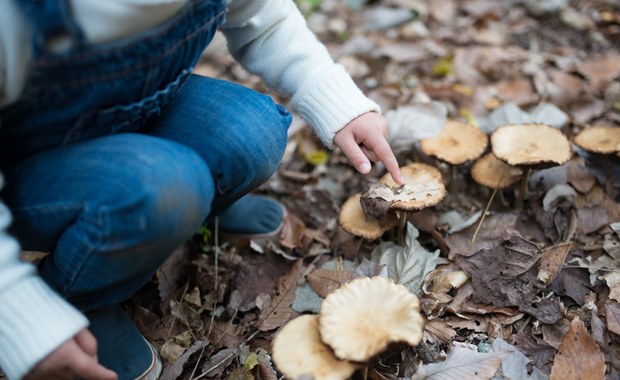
[419,120,488,187]
[573,126,620,193]
[319,276,424,362]
[272,314,359,380]
[491,123,572,209]
[339,193,398,241]
[373,163,446,244]
[470,153,524,240]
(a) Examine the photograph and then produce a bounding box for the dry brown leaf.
[538,242,572,285]
[424,319,457,344]
[603,271,620,302]
[577,53,620,91]
[605,303,620,336]
[549,317,606,380]
[306,268,360,298]
[258,260,306,331]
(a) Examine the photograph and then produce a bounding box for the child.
[0,0,402,379]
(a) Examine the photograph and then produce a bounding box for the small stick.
[472,187,498,243]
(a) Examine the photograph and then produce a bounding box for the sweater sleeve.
[0,174,89,380]
[221,0,380,148]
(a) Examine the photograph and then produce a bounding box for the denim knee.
[94,134,214,247]
[148,76,292,204]
[25,134,216,309]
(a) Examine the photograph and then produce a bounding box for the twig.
[472,187,498,243]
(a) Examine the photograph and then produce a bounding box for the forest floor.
[130,0,620,379]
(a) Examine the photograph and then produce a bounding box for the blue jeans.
[0,0,291,311]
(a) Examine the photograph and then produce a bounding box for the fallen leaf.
[603,271,620,302]
[424,319,457,344]
[538,242,572,285]
[411,342,508,380]
[160,339,210,380]
[385,103,447,154]
[455,229,544,309]
[258,260,306,331]
[306,268,360,298]
[549,317,606,380]
[490,338,547,380]
[371,223,440,296]
[577,53,620,91]
[605,303,620,336]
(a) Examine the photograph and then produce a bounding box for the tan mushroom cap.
[375,164,446,212]
[319,276,424,362]
[471,153,524,189]
[491,123,572,169]
[339,193,396,240]
[574,126,620,154]
[272,315,359,380]
[380,162,443,185]
[420,120,488,165]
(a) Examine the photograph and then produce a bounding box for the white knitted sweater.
[0,1,379,378]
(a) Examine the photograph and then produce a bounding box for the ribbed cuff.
[0,277,88,380]
[291,64,381,148]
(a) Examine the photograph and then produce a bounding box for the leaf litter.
[26,1,616,379]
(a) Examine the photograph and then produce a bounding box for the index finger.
[364,138,403,185]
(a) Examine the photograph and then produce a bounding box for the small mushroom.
[339,193,398,240]
[419,120,488,186]
[375,163,446,244]
[471,153,524,190]
[272,314,359,380]
[573,126,620,193]
[491,123,572,208]
[470,153,524,240]
[319,276,424,362]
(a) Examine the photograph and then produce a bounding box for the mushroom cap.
[574,126,620,154]
[420,120,488,165]
[380,162,443,185]
[471,153,524,189]
[272,315,359,380]
[491,123,572,169]
[319,276,424,362]
[339,193,396,240]
[376,164,446,212]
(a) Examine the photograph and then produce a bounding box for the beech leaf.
[549,317,606,380]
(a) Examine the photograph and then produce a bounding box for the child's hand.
[333,112,403,185]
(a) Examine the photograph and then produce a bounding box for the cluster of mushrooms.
[272,276,424,380]
[340,121,620,245]
[270,122,619,379]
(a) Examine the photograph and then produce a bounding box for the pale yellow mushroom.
[420,120,488,165]
[319,276,424,362]
[272,315,359,380]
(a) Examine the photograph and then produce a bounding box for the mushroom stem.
[472,187,498,243]
[397,211,408,246]
[515,168,532,209]
[449,165,458,191]
[604,155,612,194]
